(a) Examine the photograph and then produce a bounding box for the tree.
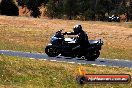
[129,0,132,20]
[46,0,57,18]
[17,0,49,18]
[0,0,19,16]
[78,0,95,20]
[95,0,112,21]
[26,0,40,18]
[83,9,95,20]
[63,0,78,19]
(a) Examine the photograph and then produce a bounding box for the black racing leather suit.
[65,30,89,53]
[77,31,89,47]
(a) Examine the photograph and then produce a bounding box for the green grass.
[0,55,132,88]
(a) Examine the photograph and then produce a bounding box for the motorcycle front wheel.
[45,46,59,57]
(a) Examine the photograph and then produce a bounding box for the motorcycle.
[108,15,120,22]
[45,30,103,61]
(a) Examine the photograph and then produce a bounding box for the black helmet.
[73,25,82,34]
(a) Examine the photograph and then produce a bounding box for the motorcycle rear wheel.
[45,46,59,57]
[85,51,100,61]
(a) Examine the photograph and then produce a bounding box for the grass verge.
[0,55,132,88]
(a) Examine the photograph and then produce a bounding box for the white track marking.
[77,63,82,65]
[29,58,35,60]
[50,60,57,62]
[67,62,75,64]
[124,60,130,62]
[40,59,47,61]
[56,61,66,63]
[114,59,119,61]
[91,64,97,66]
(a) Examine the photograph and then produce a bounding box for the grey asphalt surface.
[0,50,132,68]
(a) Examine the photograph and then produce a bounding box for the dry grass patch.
[0,16,132,59]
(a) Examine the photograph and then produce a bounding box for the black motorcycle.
[45,30,103,61]
[108,15,120,22]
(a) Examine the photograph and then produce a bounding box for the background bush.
[0,0,132,21]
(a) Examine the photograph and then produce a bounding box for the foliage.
[0,0,19,16]
[83,9,95,20]
[1,0,132,20]
[45,0,124,20]
[129,1,132,19]
[46,0,63,18]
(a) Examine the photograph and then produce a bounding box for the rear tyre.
[85,51,100,61]
[45,46,59,57]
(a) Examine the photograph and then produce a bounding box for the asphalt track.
[0,50,132,68]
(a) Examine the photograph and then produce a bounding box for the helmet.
[73,25,82,34]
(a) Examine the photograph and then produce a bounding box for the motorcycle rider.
[64,25,89,53]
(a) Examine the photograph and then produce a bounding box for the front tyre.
[45,46,59,57]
